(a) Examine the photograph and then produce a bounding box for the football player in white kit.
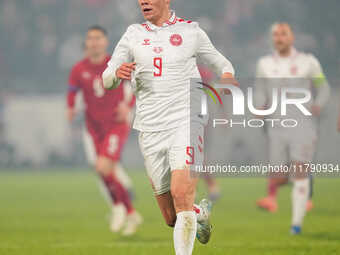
[102,0,236,254]
[254,23,330,234]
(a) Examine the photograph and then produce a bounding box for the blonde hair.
[270,22,294,35]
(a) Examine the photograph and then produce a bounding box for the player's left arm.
[195,26,238,93]
[66,65,81,122]
[338,90,340,132]
[309,55,330,116]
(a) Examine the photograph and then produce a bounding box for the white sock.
[292,178,309,226]
[174,211,197,255]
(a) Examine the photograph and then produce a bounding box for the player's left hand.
[115,102,130,123]
[311,105,321,116]
[219,72,239,95]
[67,108,76,123]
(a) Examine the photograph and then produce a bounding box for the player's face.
[138,0,170,23]
[85,30,108,57]
[272,24,294,53]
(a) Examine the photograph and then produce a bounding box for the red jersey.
[67,56,134,126]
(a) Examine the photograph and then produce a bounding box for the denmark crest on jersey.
[170,34,183,46]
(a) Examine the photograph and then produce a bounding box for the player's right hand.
[67,108,76,123]
[337,117,340,132]
[116,62,136,80]
[219,72,239,95]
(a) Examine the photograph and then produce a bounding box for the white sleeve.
[308,55,330,108]
[102,26,133,89]
[253,59,268,108]
[196,26,235,76]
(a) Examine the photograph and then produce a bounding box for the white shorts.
[138,123,204,195]
[268,127,317,165]
[82,128,96,166]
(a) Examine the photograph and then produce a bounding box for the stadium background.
[0,0,339,168]
[1,1,340,255]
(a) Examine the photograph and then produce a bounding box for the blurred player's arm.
[195,26,237,92]
[66,65,81,122]
[253,59,268,114]
[115,81,136,123]
[309,55,330,116]
[102,27,135,90]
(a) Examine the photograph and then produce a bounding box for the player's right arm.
[102,27,135,90]
[66,65,81,122]
[195,25,237,94]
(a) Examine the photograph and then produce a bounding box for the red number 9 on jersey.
[153,57,162,77]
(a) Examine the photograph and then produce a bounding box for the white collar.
[145,10,177,31]
[274,47,298,60]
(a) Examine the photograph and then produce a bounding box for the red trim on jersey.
[177,17,193,23]
[166,16,177,25]
[128,96,136,108]
[198,135,203,144]
[142,23,152,31]
[142,14,191,31]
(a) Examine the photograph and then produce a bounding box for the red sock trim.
[193,205,200,214]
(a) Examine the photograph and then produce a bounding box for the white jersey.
[254,48,330,123]
[103,11,234,132]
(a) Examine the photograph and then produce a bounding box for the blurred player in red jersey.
[66,25,142,236]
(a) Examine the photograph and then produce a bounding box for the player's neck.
[88,54,106,65]
[151,10,171,27]
[278,47,292,57]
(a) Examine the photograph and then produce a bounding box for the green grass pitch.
[0,169,339,255]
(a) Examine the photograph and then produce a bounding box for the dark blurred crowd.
[0,0,339,93]
[0,0,139,92]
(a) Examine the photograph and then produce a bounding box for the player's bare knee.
[95,157,115,175]
[95,160,105,174]
[292,161,309,179]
